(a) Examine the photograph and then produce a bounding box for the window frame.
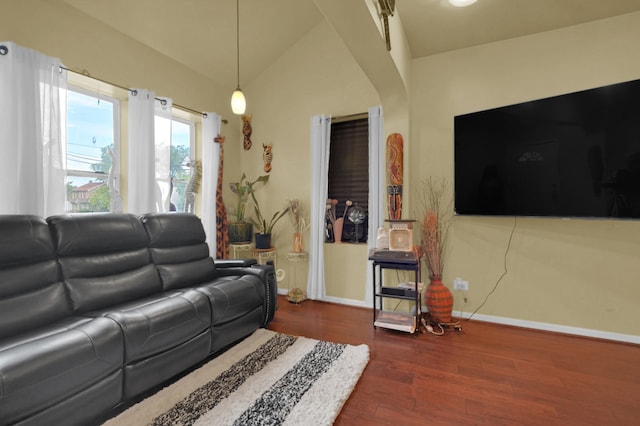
[65,72,200,214]
[65,85,121,213]
[168,114,196,212]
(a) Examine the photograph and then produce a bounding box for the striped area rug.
[103,329,369,426]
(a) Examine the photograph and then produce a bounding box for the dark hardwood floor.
[268,295,640,425]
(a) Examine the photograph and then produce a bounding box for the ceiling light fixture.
[231,0,246,115]
[449,0,478,7]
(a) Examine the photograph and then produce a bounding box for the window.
[328,116,369,243]
[168,117,195,212]
[66,88,120,213]
[66,85,197,213]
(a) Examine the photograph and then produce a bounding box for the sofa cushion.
[65,263,162,312]
[195,275,266,326]
[48,213,163,312]
[0,215,71,339]
[0,282,70,340]
[103,289,211,363]
[141,213,218,290]
[0,316,123,425]
[155,257,218,291]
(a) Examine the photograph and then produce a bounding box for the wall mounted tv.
[454,79,640,220]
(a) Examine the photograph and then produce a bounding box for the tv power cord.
[466,215,517,321]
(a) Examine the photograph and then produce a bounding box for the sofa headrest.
[47,213,149,256]
[141,213,208,249]
[0,215,55,267]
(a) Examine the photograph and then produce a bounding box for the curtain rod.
[332,112,368,123]
[60,66,228,124]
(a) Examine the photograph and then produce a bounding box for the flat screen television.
[454,78,640,220]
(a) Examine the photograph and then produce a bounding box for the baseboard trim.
[278,290,371,308]
[457,311,640,345]
[294,291,640,345]
[321,295,369,308]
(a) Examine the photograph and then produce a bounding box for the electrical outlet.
[453,278,469,291]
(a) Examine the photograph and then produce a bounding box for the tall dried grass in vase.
[417,177,452,279]
[416,177,454,323]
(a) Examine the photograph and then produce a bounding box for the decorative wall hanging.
[386,133,403,220]
[214,134,230,259]
[241,114,252,150]
[262,143,273,173]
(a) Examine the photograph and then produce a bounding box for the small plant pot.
[229,222,252,243]
[255,233,272,249]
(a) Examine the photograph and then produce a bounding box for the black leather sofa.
[0,212,277,426]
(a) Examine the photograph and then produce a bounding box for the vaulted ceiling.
[61,0,640,89]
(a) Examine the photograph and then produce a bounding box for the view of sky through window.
[66,88,193,212]
[66,90,115,179]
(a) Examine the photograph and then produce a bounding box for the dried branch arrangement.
[416,177,452,279]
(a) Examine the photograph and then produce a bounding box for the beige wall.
[410,12,640,337]
[3,1,639,337]
[244,20,379,299]
[0,0,241,212]
[0,1,229,113]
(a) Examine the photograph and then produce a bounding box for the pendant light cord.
[236,0,240,89]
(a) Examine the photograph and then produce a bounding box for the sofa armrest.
[215,261,277,327]
[215,258,258,269]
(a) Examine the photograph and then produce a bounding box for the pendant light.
[231,0,246,114]
[449,0,477,6]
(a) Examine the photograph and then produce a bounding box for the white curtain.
[0,41,67,216]
[127,89,156,214]
[307,114,332,300]
[366,105,384,305]
[201,113,222,257]
[154,97,173,213]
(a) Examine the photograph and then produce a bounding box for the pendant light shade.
[231,0,246,115]
[449,0,477,6]
[231,87,246,114]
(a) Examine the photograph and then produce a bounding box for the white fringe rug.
[103,329,369,426]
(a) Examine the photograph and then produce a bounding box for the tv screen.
[454,79,640,219]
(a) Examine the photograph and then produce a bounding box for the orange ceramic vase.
[293,232,304,253]
[333,218,344,243]
[425,276,453,323]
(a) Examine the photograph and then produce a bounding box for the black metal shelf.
[369,249,422,334]
[376,286,418,300]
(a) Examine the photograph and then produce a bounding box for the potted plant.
[416,177,454,324]
[228,173,269,243]
[250,192,290,249]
